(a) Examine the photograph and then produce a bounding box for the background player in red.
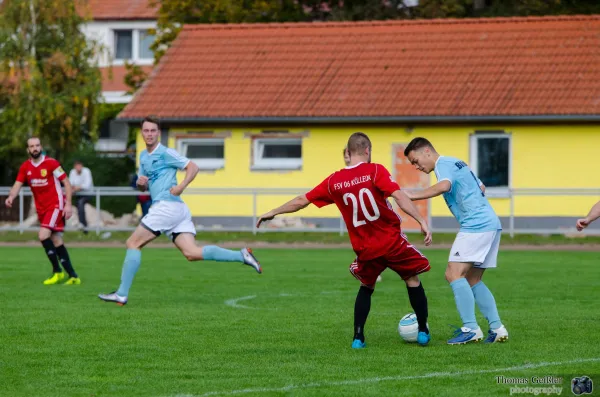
[258,132,433,348]
[5,137,81,285]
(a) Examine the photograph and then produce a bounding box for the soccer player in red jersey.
[4,137,81,285]
[258,133,432,348]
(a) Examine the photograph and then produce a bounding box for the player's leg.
[50,231,80,284]
[76,196,89,234]
[349,257,382,348]
[387,241,431,345]
[98,225,158,305]
[171,233,262,273]
[446,231,500,344]
[169,204,262,273]
[39,208,67,284]
[39,223,64,285]
[466,231,508,343]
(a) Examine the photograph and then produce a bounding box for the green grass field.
[1,246,599,397]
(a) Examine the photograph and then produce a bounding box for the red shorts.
[38,208,65,232]
[349,240,430,287]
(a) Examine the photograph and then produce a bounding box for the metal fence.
[1,186,599,237]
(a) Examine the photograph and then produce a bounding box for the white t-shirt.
[69,167,94,191]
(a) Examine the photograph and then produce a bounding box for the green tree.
[0,0,102,178]
[149,0,307,64]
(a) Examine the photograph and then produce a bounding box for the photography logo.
[571,376,593,395]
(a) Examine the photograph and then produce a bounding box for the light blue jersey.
[434,156,501,233]
[139,143,190,203]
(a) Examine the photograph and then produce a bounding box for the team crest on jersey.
[40,169,47,177]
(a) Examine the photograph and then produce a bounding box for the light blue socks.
[450,278,478,330]
[471,281,502,330]
[116,249,141,297]
[202,245,243,262]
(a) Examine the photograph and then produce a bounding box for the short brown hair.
[404,137,435,156]
[141,116,160,130]
[347,132,371,155]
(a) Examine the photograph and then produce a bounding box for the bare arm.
[391,190,426,225]
[4,181,24,208]
[170,161,199,196]
[62,177,73,204]
[136,176,148,192]
[61,178,74,219]
[576,200,600,231]
[391,190,432,245]
[256,195,311,228]
[404,180,451,201]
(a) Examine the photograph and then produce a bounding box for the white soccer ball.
[398,313,424,343]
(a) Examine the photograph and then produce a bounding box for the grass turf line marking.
[224,291,346,310]
[170,357,600,397]
[224,295,256,310]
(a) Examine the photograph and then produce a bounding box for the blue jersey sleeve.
[435,160,455,187]
[164,148,190,170]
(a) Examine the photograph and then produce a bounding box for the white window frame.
[112,29,154,64]
[252,138,302,170]
[469,132,512,197]
[177,138,225,170]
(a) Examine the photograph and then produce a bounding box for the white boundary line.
[224,295,256,309]
[224,291,347,310]
[170,357,600,397]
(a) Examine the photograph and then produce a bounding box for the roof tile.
[121,16,600,119]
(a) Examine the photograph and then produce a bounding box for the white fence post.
[252,191,257,235]
[96,188,101,236]
[509,189,515,238]
[18,189,24,235]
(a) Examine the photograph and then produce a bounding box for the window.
[114,30,133,60]
[178,139,225,170]
[253,138,302,170]
[469,132,511,192]
[113,29,154,61]
[138,30,155,60]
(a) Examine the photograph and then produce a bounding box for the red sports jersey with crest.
[306,162,405,261]
[16,156,67,212]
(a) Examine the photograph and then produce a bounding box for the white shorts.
[448,230,501,269]
[141,201,196,241]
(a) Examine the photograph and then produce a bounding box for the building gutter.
[117,115,600,126]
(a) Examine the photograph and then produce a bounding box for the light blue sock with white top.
[450,278,478,330]
[116,249,141,297]
[202,245,243,262]
[471,281,502,330]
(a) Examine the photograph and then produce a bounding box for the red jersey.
[306,162,404,261]
[16,156,67,212]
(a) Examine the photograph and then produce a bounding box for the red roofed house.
[118,16,600,233]
[80,0,158,151]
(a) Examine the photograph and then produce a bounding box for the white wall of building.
[82,20,157,67]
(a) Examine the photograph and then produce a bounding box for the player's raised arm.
[165,148,198,197]
[391,190,432,246]
[576,200,600,231]
[256,195,311,228]
[170,161,199,197]
[404,180,451,201]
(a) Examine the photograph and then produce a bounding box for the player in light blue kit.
[404,137,508,344]
[99,116,261,306]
